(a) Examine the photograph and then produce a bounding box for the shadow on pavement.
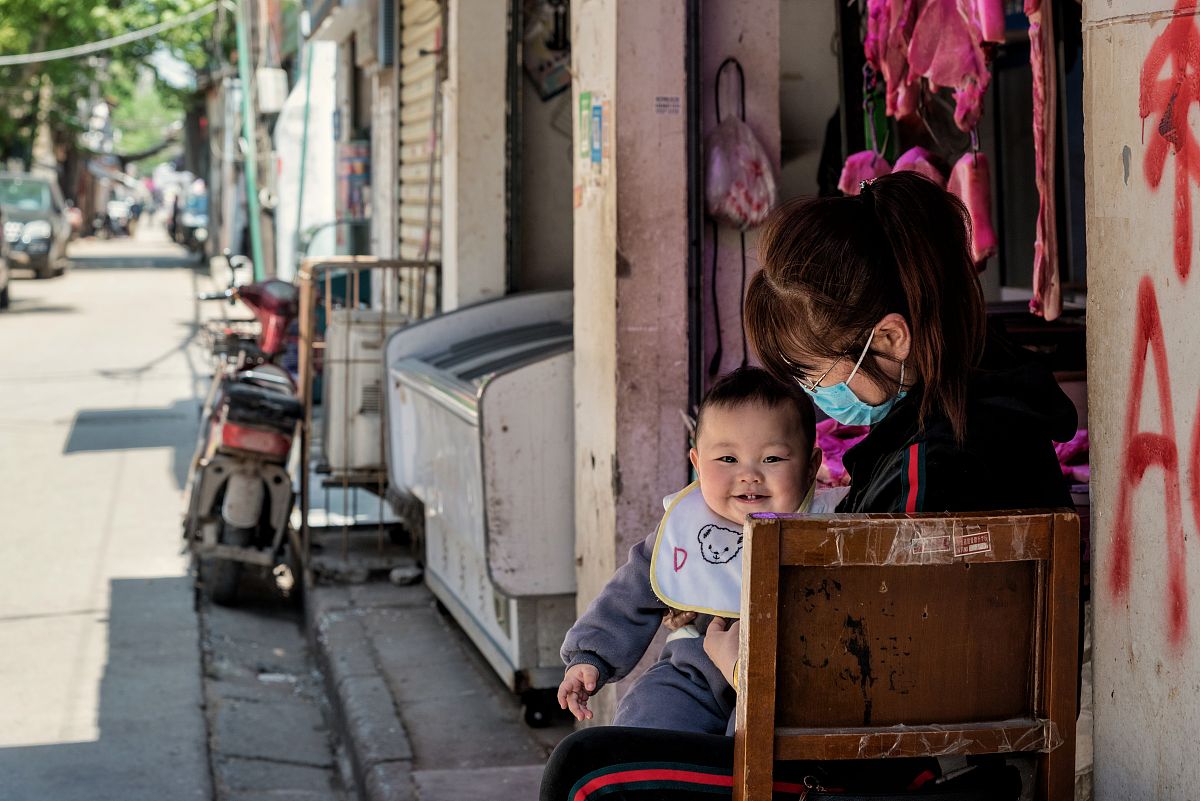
[62,399,200,489]
[1,298,79,315]
[69,254,203,271]
[0,577,210,801]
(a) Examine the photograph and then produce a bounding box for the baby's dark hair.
[695,366,816,445]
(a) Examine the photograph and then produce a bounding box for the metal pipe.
[234,0,266,280]
[293,40,316,277]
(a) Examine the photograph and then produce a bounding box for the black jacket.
[839,340,1078,514]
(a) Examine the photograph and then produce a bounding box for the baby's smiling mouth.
[735,493,769,502]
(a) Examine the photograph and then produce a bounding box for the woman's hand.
[704,617,740,688]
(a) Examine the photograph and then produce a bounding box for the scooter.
[184,251,304,605]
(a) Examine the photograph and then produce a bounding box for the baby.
[557,367,832,735]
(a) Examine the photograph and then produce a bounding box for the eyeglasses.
[795,356,845,394]
[794,330,878,394]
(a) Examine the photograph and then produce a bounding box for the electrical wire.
[708,219,723,377]
[0,3,219,67]
[708,56,751,375]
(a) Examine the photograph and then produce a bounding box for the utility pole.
[233,0,265,280]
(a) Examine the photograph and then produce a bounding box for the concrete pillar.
[571,0,690,722]
[1086,1,1200,796]
[441,0,508,310]
[701,0,781,381]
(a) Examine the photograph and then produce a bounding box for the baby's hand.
[662,608,698,631]
[557,663,599,721]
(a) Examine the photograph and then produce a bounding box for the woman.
[540,171,1077,800]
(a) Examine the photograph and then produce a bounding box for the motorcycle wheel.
[201,523,252,606]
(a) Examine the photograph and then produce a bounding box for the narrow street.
[0,222,344,801]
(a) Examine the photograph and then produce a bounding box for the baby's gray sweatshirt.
[560,526,714,688]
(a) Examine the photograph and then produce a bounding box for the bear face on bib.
[698,525,742,564]
[649,483,748,619]
[649,481,840,619]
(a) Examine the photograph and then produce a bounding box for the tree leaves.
[0,0,229,162]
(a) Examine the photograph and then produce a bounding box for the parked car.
[0,172,70,279]
[0,206,10,309]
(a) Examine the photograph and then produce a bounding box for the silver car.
[0,172,70,280]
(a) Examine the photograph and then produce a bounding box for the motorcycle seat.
[225,382,303,429]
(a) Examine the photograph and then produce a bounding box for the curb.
[307,585,416,801]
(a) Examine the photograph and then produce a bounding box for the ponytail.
[745,171,985,443]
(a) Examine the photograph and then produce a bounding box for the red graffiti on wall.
[1109,275,1189,646]
[1140,0,1200,282]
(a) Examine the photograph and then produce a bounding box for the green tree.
[0,0,229,164]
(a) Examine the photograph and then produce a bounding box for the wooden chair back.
[732,510,1079,801]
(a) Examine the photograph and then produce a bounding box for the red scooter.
[184,252,303,605]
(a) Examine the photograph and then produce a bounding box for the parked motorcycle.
[175,182,209,255]
[184,251,304,605]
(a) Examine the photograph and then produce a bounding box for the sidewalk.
[306,560,572,801]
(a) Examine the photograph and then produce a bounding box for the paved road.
[0,225,213,800]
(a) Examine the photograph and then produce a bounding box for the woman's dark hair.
[696,366,816,445]
[745,171,985,443]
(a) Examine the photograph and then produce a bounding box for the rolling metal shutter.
[396,0,443,314]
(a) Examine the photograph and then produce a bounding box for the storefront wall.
[1086,0,1200,796]
[571,0,690,723]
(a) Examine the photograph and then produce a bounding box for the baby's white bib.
[649,482,846,619]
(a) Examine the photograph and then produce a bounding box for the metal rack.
[295,256,440,571]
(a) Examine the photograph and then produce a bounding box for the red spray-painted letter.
[1109,275,1189,646]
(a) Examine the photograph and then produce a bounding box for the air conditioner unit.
[323,309,406,473]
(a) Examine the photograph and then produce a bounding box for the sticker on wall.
[573,184,583,209]
[591,100,603,167]
[579,91,592,159]
[655,95,681,115]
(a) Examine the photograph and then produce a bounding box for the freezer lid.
[392,357,480,423]
[422,321,572,385]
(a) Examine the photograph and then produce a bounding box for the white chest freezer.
[384,291,575,708]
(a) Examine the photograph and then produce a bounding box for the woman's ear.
[874,312,911,362]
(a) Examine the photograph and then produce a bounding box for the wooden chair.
[733,510,1080,801]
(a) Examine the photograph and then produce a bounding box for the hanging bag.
[704,58,776,230]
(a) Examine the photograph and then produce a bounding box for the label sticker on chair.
[911,534,952,555]
[953,528,992,557]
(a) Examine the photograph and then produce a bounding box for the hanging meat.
[1026,0,1061,319]
[976,0,1006,43]
[866,0,921,118]
[907,0,991,132]
[838,151,893,196]
[948,151,998,267]
[893,146,945,186]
